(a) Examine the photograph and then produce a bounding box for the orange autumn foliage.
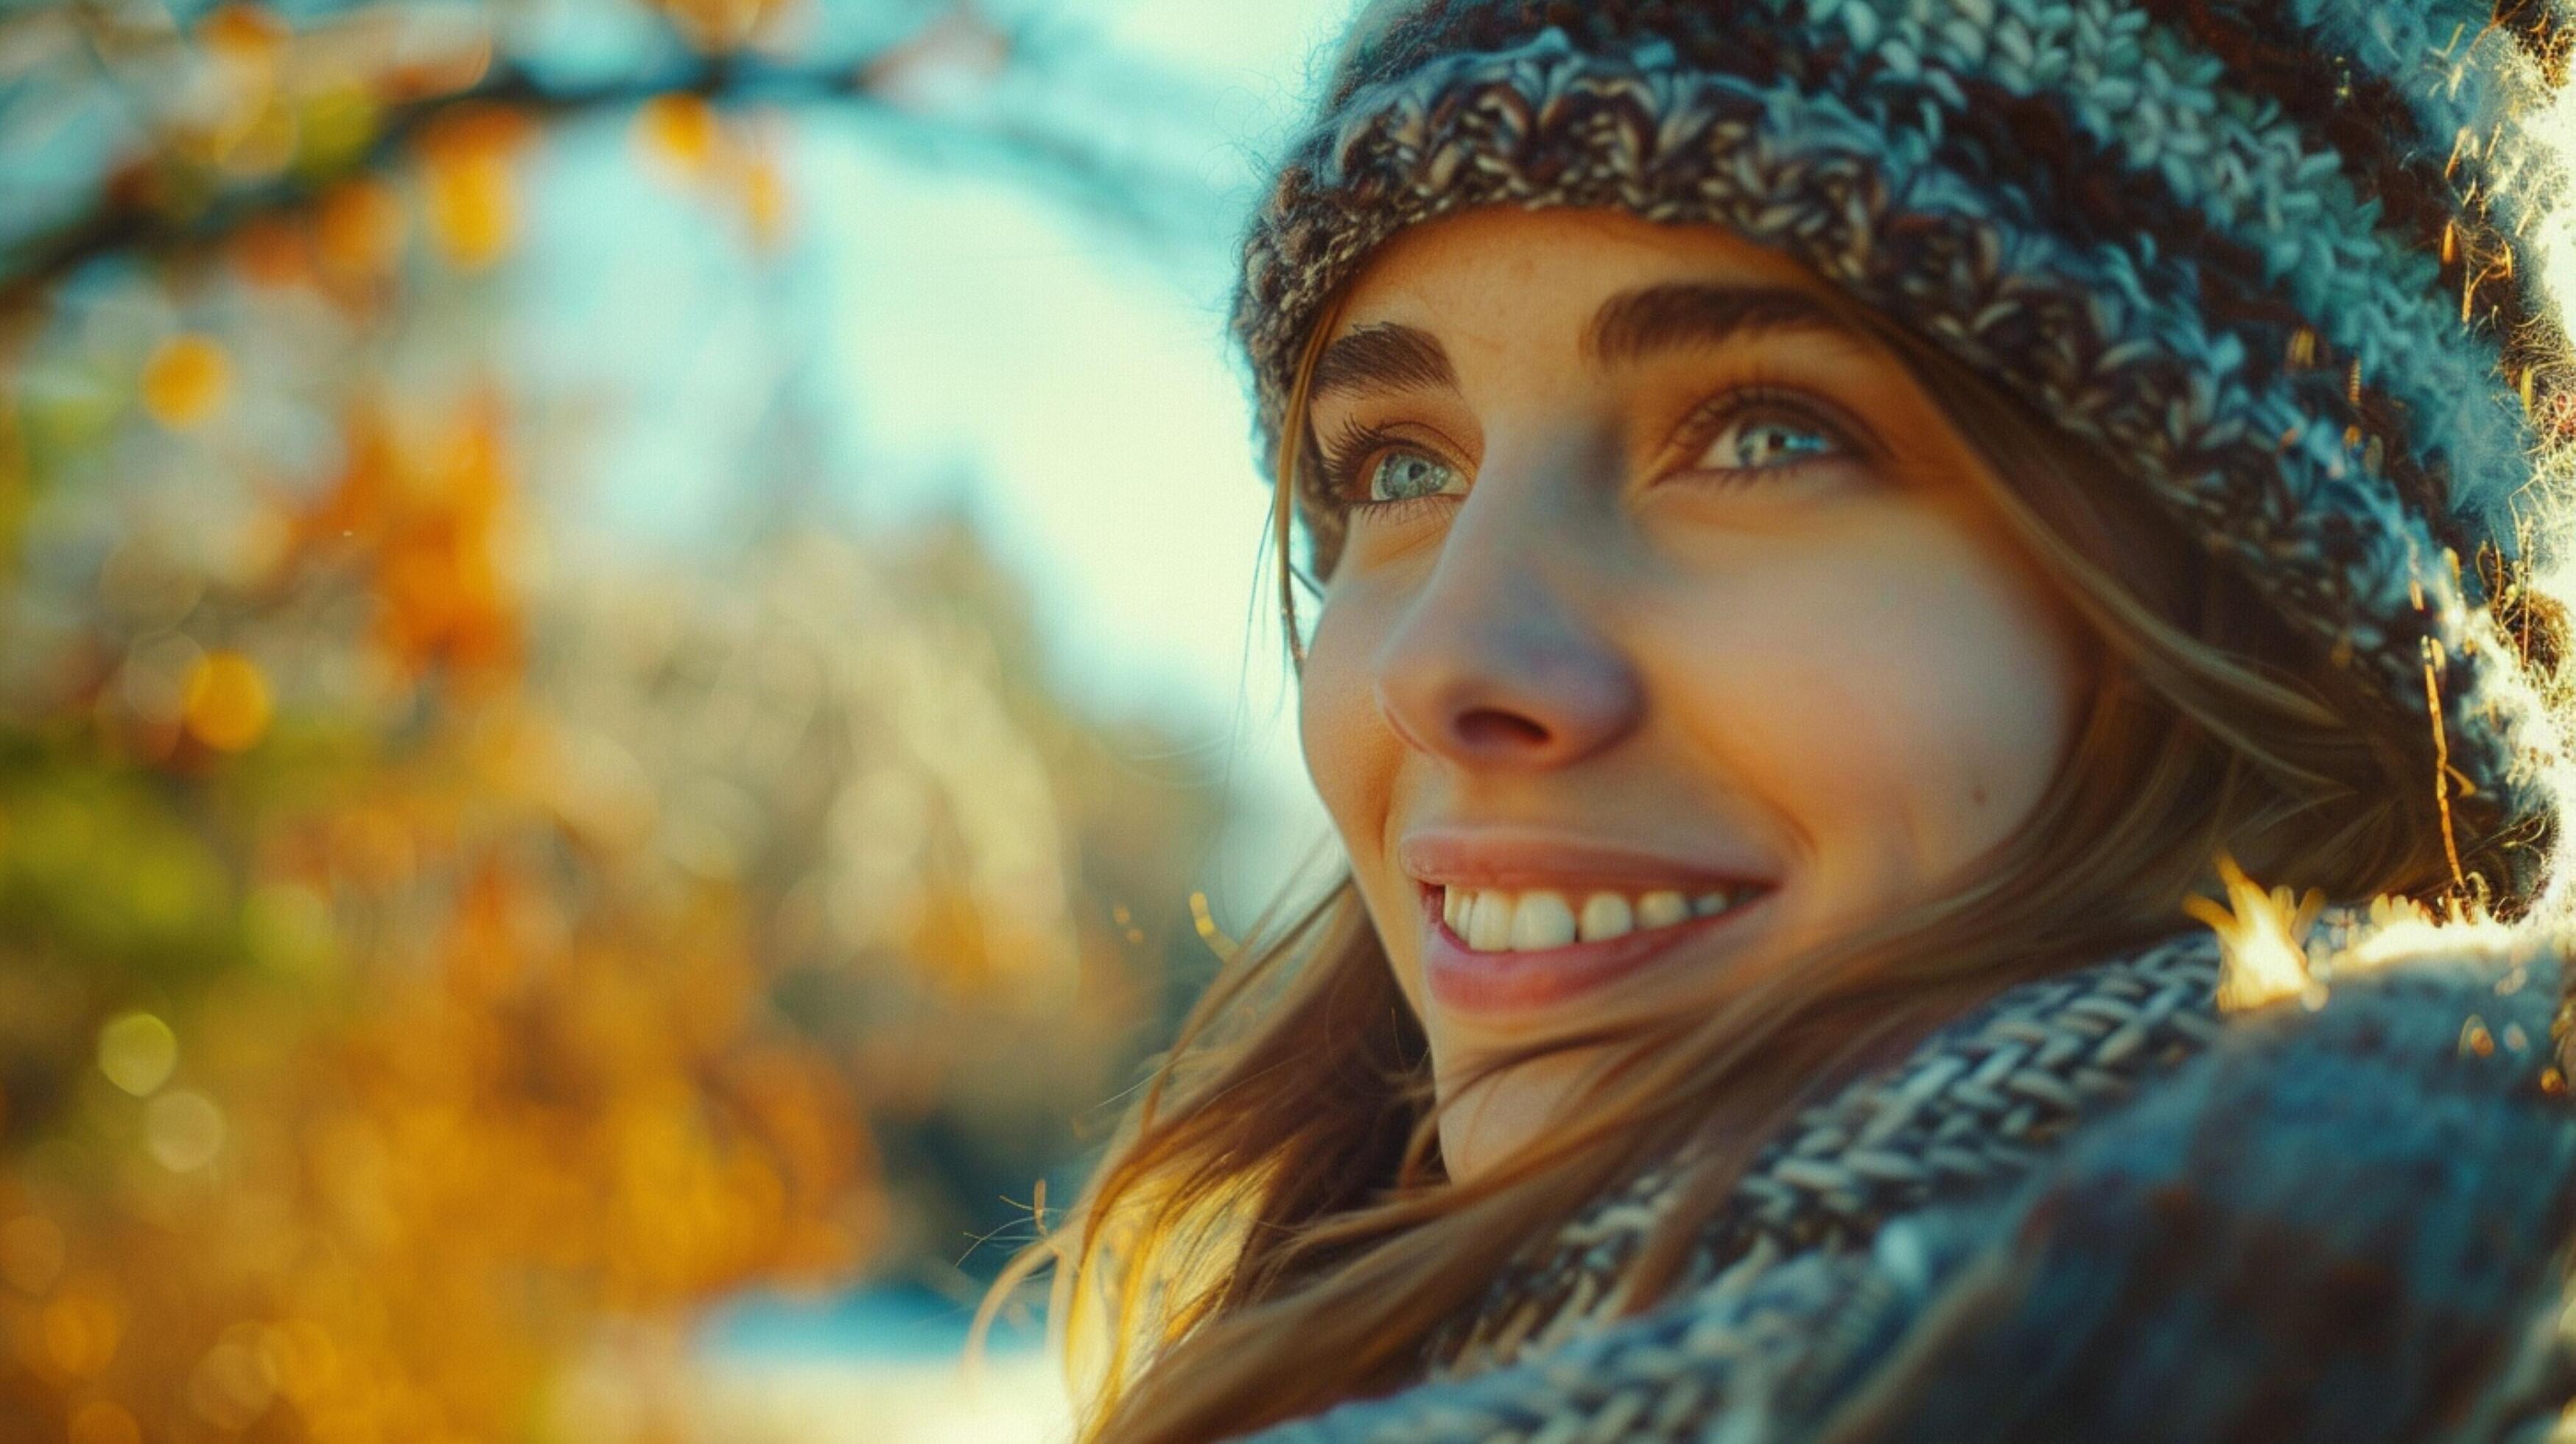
[181,653,273,753]
[0,10,1221,1437]
[140,336,233,430]
[285,393,524,694]
[637,93,722,179]
[415,105,533,270]
[314,179,408,284]
[0,372,1217,1438]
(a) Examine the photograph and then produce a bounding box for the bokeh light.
[0,0,1333,1437]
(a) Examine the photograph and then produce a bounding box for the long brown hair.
[977,251,2562,1443]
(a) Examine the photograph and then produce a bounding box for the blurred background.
[0,0,1352,1437]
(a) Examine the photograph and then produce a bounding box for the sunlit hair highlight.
[977,242,2557,1444]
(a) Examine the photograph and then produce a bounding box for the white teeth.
[1440,883,1763,954]
[1578,891,1635,943]
[1509,891,1577,950]
[1466,891,1515,951]
[1635,890,1691,929]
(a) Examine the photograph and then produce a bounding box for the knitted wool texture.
[1229,0,2576,908]
[1422,914,2236,1381]
[1241,903,2576,1440]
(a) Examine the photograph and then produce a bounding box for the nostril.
[1455,708,1549,750]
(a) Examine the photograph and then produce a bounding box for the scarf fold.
[1243,905,2576,1442]
[1428,919,2232,1378]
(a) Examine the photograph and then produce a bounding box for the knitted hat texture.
[1229,0,2576,907]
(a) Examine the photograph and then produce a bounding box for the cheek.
[1297,590,1434,1017]
[1861,566,2084,851]
[1298,592,1397,841]
[1661,516,2082,881]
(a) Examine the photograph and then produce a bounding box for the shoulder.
[1814,914,2576,1443]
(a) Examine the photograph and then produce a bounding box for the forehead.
[1327,208,1838,339]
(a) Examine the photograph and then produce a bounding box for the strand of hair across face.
[2424,637,2469,894]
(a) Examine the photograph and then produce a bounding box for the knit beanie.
[1229,0,2576,911]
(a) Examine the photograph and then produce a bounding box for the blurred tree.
[0,0,1241,1437]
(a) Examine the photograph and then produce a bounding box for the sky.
[804,0,1357,919]
[520,0,1362,923]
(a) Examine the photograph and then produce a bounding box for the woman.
[988,1,2576,1438]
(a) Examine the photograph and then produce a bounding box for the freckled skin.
[1295,209,2091,1182]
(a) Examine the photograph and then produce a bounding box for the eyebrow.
[1310,283,1864,403]
[1310,322,1458,399]
[1582,283,1862,367]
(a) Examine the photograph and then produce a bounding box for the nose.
[1371,482,1643,771]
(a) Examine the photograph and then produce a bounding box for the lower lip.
[1418,885,1775,1017]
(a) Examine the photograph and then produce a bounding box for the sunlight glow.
[2186,854,2325,1014]
[2486,55,2576,926]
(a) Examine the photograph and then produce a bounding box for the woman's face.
[1296,208,2091,1181]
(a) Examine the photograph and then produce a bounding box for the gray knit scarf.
[1240,902,2576,1440]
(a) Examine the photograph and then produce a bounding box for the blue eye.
[1366,448,1464,504]
[1699,413,1842,472]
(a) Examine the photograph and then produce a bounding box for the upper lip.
[1396,827,1778,894]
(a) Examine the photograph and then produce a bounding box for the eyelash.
[1315,382,1865,522]
[1669,384,1864,480]
[1317,419,1450,525]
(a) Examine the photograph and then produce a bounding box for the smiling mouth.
[1415,878,1777,1017]
[1436,879,1767,950]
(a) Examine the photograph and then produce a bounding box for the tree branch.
[0,9,1233,316]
